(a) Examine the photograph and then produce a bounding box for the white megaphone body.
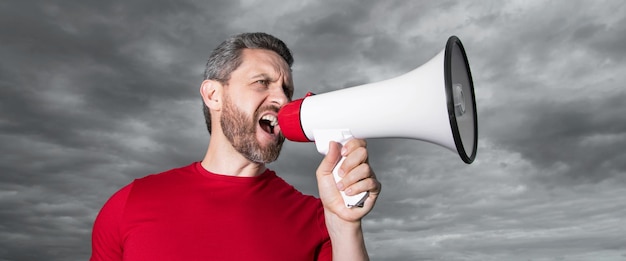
[278,36,478,208]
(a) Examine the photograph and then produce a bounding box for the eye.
[255,79,269,86]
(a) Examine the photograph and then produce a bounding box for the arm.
[316,139,381,260]
[324,212,369,260]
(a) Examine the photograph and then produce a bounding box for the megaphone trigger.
[313,129,369,208]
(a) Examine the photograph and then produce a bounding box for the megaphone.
[278,36,478,207]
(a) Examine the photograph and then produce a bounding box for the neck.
[200,132,267,177]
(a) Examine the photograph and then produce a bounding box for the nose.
[269,85,289,107]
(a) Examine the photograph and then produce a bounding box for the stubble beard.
[220,95,285,164]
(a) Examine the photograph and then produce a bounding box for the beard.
[220,95,285,164]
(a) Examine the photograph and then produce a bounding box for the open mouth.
[259,114,278,135]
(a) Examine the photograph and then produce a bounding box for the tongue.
[259,120,273,134]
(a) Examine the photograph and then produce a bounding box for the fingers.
[337,139,368,177]
[340,139,367,158]
[340,164,380,197]
[335,139,380,196]
[316,141,342,176]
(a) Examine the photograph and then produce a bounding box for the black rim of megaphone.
[444,36,478,164]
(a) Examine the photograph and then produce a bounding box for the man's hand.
[316,139,381,260]
[316,139,381,223]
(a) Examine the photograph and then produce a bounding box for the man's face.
[219,49,293,163]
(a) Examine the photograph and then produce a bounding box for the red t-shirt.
[91,162,331,261]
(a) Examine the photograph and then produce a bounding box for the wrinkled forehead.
[241,49,291,73]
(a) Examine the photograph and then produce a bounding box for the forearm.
[325,212,369,261]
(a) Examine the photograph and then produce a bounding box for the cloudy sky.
[2,0,626,260]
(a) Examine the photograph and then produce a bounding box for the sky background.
[1,0,626,260]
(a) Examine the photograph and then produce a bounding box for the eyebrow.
[250,73,291,86]
[250,73,271,80]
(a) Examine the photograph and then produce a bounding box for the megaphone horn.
[278,36,478,207]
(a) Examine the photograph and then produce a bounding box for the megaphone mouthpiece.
[278,93,314,142]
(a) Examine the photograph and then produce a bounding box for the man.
[91,32,381,260]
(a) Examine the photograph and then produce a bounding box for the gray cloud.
[2,0,626,260]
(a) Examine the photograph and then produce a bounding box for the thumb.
[316,141,342,176]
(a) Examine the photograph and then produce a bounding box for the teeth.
[261,115,278,127]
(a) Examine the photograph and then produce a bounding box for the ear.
[200,79,223,111]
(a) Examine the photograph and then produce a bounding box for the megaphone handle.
[332,156,369,208]
[313,129,369,208]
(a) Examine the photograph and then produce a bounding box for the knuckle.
[354,147,368,159]
[362,163,372,174]
[356,163,372,178]
[346,139,367,151]
[367,177,377,188]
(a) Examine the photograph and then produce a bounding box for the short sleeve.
[90,183,133,261]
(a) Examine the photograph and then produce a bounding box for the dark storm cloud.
[571,14,626,62]
[2,0,626,260]
[0,1,234,260]
[0,0,235,163]
[1,1,201,144]
[471,2,626,186]
[485,92,626,183]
